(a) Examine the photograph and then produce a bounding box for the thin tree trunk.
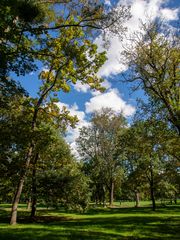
[10,144,34,225]
[150,182,156,211]
[31,153,39,218]
[150,167,156,211]
[149,155,156,211]
[95,194,98,206]
[27,198,31,210]
[135,191,140,208]
[110,181,114,206]
[31,193,37,218]
[176,124,180,136]
[10,92,40,225]
[102,185,106,207]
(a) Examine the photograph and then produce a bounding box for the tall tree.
[10,20,107,224]
[122,21,180,134]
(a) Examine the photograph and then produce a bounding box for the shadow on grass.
[0,206,179,240]
[0,227,138,240]
[0,216,179,240]
[76,205,180,215]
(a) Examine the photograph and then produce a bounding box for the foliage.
[121,117,180,210]
[34,135,91,212]
[0,81,33,201]
[0,0,130,79]
[77,108,127,205]
[122,20,180,134]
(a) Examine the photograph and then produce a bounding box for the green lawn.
[0,203,179,240]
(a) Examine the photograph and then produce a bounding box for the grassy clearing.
[0,202,179,240]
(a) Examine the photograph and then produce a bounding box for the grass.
[0,202,179,240]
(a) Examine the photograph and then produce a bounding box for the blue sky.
[17,0,180,154]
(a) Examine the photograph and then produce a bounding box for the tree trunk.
[149,156,156,211]
[27,198,31,210]
[31,153,39,218]
[102,185,106,207]
[176,124,180,136]
[10,178,25,225]
[110,181,114,206]
[9,68,61,225]
[150,182,156,211]
[31,197,37,219]
[10,144,34,225]
[135,191,140,208]
[95,194,98,206]
[149,167,156,211]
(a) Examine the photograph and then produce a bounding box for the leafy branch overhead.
[0,0,131,77]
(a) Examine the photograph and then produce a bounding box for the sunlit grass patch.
[0,202,179,240]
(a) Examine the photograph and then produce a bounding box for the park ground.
[0,201,179,240]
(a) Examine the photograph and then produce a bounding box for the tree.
[32,134,90,213]
[0,81,33,201]
[122,21,180,134]
[122,117,179,211]
[77,108,126,206]
[121,166,146,207]
[9,21,107,224]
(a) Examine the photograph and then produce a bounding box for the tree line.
[77,108,179,211]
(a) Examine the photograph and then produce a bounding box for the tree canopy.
[122,21,180,134]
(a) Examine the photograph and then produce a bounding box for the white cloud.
[91,79,112,96]
[74,79,112,95]
[105,0,111,6]
[56,89,135,156]
[55,1,179,157]
[96,0,180,77]
[74,81,90,93]
[56,102,90,156]
[160,8,179,21]
[85,88,136,117]
[95,36,128,77]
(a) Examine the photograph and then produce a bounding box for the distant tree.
[122,119,173,211]
[77,108,126,206]
[34,135,90,213]
[121,167,146,207]
[156,150,180,204]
